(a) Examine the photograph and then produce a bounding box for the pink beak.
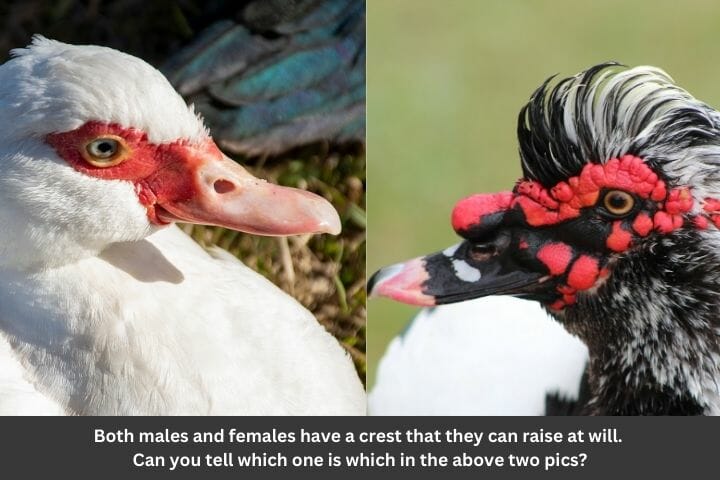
[151,148,341,236]
[368,257,436,306]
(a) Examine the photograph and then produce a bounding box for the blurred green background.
[367,0,720,387]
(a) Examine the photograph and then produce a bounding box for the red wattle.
[451,192,513,232]
[567,255,600,290]
[607,221,632,252]
[632,213,653,237]
[513,155,669,228]
[46,121,212,225]
[536,242,573,276]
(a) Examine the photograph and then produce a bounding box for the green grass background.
[367,0,720,387]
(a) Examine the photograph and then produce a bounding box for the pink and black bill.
[368,201,550,307]
[368,189,584,309]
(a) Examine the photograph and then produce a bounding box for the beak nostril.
[469,243,498,262]
[466,231,510,263]
[213,179,235,194]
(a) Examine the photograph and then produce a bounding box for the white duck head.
[0,36,340,270]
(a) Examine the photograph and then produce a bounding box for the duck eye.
[602,190,635,216]
[83,137,126,167]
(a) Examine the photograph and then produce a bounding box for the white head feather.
[0,36,208,143]
[0,37,209,270]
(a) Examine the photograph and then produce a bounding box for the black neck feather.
[556,232,720,415]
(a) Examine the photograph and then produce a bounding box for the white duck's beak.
[150,144,341,236]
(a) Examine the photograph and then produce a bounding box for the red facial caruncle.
[47,121,211,225]
[451,154,718,310]
[45,121,341,236]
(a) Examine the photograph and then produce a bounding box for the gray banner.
[0,417,711,479]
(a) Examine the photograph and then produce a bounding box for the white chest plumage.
[369,296,588,415]
[0,227,365,415]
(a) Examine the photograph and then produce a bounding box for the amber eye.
[602,190,635,216]
[82,136,127,167]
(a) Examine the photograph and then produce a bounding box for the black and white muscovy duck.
[370,63,720,415]
[0,37,365,415]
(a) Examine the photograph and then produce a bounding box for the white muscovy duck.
[371,63,720,415]
[0,36,365,415]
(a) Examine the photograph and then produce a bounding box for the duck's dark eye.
[83,136,127,167]
[88,139,117,158]
[602,190,635,217]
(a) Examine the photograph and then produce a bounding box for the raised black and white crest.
[517,62,720,195]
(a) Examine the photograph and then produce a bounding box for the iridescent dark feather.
[163,0,365,156]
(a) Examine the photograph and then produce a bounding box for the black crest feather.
[516,62,720,188]
[517,62,622,186]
